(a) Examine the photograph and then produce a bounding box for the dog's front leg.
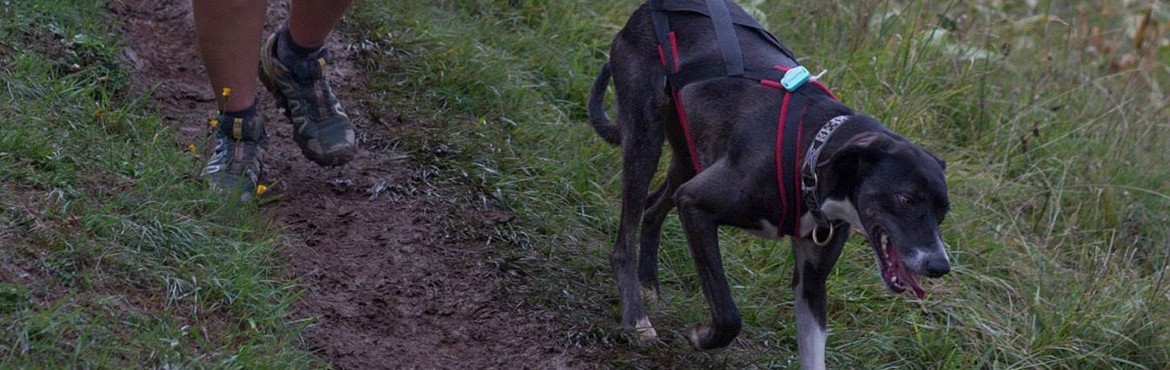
[792,225,849,370]
[675,167,742,351]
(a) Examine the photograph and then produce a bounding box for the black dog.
[587,1,951,368]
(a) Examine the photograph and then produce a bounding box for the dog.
[586,1,952,368]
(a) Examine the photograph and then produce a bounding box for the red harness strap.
[766,66,837,236]
[674,63,838,236]
[665,32,704,172]
[775,91,795,232]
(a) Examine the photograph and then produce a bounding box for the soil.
[110,1,582,368]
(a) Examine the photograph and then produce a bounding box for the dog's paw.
[687,324,729,354]
[635,317,660,343]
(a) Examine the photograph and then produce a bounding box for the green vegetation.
[349,0,1170,368]
[2,0,1166,368]
[0,1,312,367]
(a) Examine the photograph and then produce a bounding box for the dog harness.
[649,0,843,241]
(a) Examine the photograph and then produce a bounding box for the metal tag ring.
[812,225,834,246]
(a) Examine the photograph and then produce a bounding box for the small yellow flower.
[94,108,104,118]
[209,118,218,129]
[187,144,197,154]
[221,87,232,97]
[255,184,268,196]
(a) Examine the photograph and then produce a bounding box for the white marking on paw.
[685,325,727,353]
[688,328,702,348]
[635,317,657,340]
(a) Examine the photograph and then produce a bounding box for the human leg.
[193,0,269,200]
[192,0,267,112]
[287,0,353,49]
[260,0,357,167]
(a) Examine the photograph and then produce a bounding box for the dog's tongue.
[903,269,925,299]
[887,242,926,299]
[893,261,925,299]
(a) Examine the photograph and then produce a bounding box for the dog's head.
[823,129,951,299]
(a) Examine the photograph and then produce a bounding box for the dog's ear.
[923,149,947,172]
[816,132,894,186]
[818,131,894,170]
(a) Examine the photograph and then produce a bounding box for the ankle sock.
[222,98,258,121]
[220,98,266,140]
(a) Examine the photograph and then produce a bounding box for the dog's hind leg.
[791,225,850,370]
[610,104,666,341]
[637,157,693,300]
[637,180,671,300]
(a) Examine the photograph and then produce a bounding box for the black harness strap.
[669,64,813,94]
[651,1,677,72]
[704,0,744,77]
[650,0,799,90]
[646,0,797,61]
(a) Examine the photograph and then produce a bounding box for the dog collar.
[801,115,850,245]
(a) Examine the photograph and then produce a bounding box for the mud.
[111,0,580,368]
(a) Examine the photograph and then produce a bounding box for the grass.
[348,0,1170,368]
[3,0,1167,368]
[0,1,314,368]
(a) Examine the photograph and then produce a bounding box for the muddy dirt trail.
[111,1,581,368]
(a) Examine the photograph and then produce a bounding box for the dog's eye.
[897,194,913,208]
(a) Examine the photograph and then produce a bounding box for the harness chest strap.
[769,83,839,237]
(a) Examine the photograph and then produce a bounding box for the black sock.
[222,98,258,121]
[219,98,265,139]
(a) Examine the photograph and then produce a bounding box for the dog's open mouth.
[873,227,925,299]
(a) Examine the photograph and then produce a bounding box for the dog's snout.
[922,258,950,278]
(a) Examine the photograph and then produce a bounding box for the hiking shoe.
[259,30,356,167]
[201,114,267,201]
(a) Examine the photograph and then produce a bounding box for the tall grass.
[350,0,1169,368]
[0,1,313,367]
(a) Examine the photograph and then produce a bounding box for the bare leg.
[287,0,353,49]
[193,0,266,112]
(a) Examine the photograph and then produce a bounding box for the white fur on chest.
[744,198,862,240]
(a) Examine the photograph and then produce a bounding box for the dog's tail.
[587,62,621,146]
